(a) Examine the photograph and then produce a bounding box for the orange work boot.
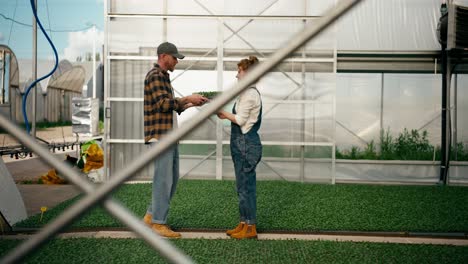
[226,222,246,236]
[230,224,257,239]
[151,224,181,238]
[143,213,152,226]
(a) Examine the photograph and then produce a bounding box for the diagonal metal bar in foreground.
[0,115,193,264]
[1,0,363,263]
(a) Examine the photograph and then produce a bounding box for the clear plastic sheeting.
[109,101,143,140]
[110,143,154,181]
[106,0,468,183]
[337,0,441,50]
[109,0,444,51]
[449,162,468,184]
[455,75,468,146]
[336,73,442,149]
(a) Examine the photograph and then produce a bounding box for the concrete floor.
[4,153,82,217]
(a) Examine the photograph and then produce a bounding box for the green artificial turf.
[14,180,468,233]
[1,238,467,264]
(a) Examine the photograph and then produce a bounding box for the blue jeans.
[231,133,262,225]
[146,143,179,224]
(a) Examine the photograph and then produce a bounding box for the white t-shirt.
[234,87,262,134]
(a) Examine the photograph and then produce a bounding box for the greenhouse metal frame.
[0,0,363,263]
[2,0,468,262]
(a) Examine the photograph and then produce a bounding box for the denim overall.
[230,88,262,225]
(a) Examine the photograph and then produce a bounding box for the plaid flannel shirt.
[144,64,184,142]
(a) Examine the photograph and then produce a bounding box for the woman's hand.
[217,110,228,119]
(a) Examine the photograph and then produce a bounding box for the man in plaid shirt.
[143,42,207,238]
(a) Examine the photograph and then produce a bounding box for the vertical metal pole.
[93,24,97,99]
[440,47,450,185]
[216,18,224,180]
[103,0,110,181]
[32,0,37,137]
[439,48,446,184]
[300,16,306,182]
[162,0,167,42]
[453,73,457,161]
[1,50,5,104]
[380,73,384,151]
[331,0,338,185]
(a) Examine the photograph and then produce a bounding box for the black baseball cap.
[157,42,185,59]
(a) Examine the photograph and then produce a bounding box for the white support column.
[103,0,110,181]
[162,0,167,42]
[300,21,306,183]
[216,18,224,180]
[331,0,338,185]
[92,25,97,99]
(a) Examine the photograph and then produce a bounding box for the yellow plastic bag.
[81,141,104,173]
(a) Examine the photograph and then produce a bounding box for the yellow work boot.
[151,224,181,238]
[230,224,257,239]
[143,213,152,226]
[226,222,245,236]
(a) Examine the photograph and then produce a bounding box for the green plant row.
[1,238,467,264]
[194,91,221,99]
[15,180,468,233]
[336,128,468,161]
[179,128,468,161]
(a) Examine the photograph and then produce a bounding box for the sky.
[0,0,104,61]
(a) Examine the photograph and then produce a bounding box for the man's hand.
[186,94,208,106]
[182,103,194,111]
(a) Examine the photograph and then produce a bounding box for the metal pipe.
[440,47,448,185]
[108,14,320,20]
[32,0,37,137]
[216,17,224,180]
[92,24,97,99]
[1,0,362,262]
[1,50,5,104]
[0,121,192,263]
[162,0,167,42]
[103,0,110,181]
[453,74,457,161]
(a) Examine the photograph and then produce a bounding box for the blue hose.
[22,0,59,134]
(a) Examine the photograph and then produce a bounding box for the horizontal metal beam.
[109,13,321,20]
[106,139,335,147]
[107,51,464,73]
[108,55,334,63]
[105,98,333,105]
